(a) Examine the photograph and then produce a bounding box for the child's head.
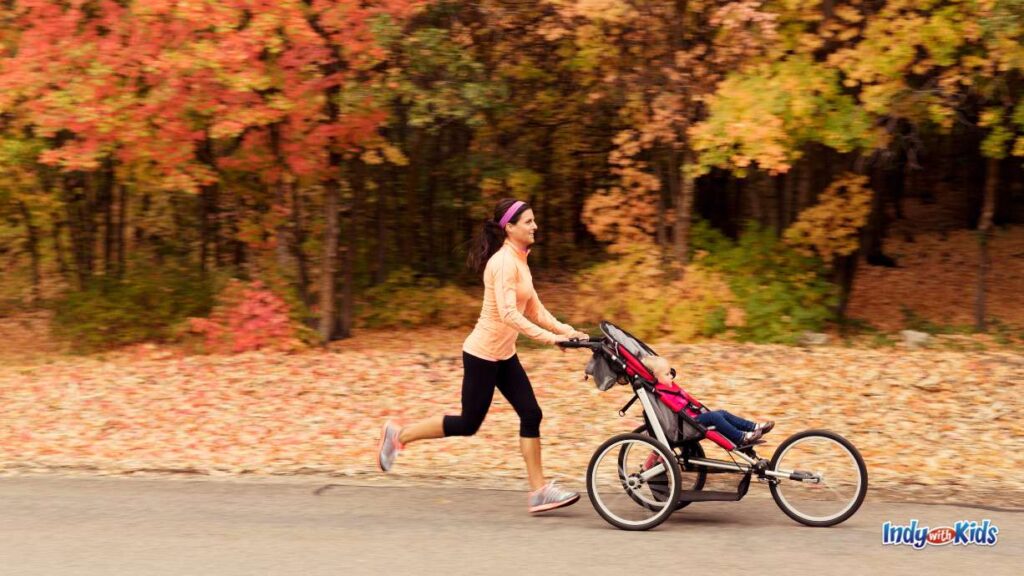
[642,355,673,384]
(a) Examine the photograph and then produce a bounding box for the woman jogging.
[377,198,589,513]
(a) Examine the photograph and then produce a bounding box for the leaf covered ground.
[1,330,1021,506]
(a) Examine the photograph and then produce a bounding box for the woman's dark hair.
[466,198,531,273]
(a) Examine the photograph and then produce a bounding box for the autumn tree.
[0,0,420,343]
[558,0,781,264]
[829,0,1024,330]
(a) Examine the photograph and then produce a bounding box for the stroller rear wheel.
[630,424,707,509]
[587,433,681,531]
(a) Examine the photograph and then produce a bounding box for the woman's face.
[505,208,537,247]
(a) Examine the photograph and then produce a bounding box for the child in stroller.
[642,355,774,446]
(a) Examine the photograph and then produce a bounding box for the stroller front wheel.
[768,429,868,527]
[587,433,681,531]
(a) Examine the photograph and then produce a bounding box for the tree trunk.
[425,131,439,275]
[116,182,127,277]
[100,161,115,277]
[673,149,695,265]
[291,183,313,310]
[796,159,813,216]
[199,193,213,271]
[655,153,668,249]
[395,103,414,270]
[783,165,797,229]
[774,174,786,232]
[373,170,388,286]
[863,162,889,265]
[63,172,94,289]
[318,157,342,342]
[232,219,246,269]
[18,201,41,303]
[747,172,764,225]
[834,251,859,321]
[195,137,219,274]
[339,161,365,339]
[572,174,589,246]
[268,126,293,278]
[51,211,69,277]
[975,157,999,332]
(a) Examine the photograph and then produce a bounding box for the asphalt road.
[0,475,1019,576]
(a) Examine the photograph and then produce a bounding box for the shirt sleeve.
[493,254,562,344]
[525,293,574,336]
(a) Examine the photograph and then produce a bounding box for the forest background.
[0,1,1022,502]
[0,0,1021,352]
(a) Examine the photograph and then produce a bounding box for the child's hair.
[642,355,671,381]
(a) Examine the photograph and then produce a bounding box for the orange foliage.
[784,173,874,264]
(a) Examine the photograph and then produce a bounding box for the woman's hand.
[553,334,571,351]
[567,330,590,341]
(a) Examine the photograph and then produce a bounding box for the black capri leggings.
[443,352,543,438]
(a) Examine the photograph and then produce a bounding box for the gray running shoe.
[528,480,580,513]
[376,421,403,472]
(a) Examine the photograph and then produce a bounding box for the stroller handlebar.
[557,337,603,350]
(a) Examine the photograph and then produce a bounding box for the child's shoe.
[739,429,763,445]
[756,421,775,435]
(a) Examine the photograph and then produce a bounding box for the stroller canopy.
[600,320,658,360]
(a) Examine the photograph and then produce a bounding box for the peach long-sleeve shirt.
[462,241,575,361]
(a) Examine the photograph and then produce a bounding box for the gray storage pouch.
[585,354,619,391]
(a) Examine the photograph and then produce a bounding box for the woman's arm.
[493,256,563,344]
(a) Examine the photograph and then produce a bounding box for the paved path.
[0,476,1019,576]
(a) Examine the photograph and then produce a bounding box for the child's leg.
[695,410,744,445]
[721,411,757,432]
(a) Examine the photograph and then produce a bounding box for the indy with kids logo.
[882,519,1000,549]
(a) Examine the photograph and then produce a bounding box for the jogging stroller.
[560,321,867,531]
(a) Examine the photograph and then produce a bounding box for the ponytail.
[466,198,530,273]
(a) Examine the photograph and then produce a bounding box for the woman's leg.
[496,355,546,490]
[438,352,499,438]
[696,410,744,445]
[496,355,579,512]
[721,411,757,433]
[397,416,445,445]
[393,352,497,447]
[379,352,502,473]
[520,438,545,491]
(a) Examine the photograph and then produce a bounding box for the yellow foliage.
[572,246,741,342]
[359,269,480,329]
[784,173,873,264]
[381,143,409,166]
[360,143,408,167]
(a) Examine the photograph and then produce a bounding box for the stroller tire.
[587,433,681,531]
[769,429,868,527]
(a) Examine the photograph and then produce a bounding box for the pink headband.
[498,201,526,228]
